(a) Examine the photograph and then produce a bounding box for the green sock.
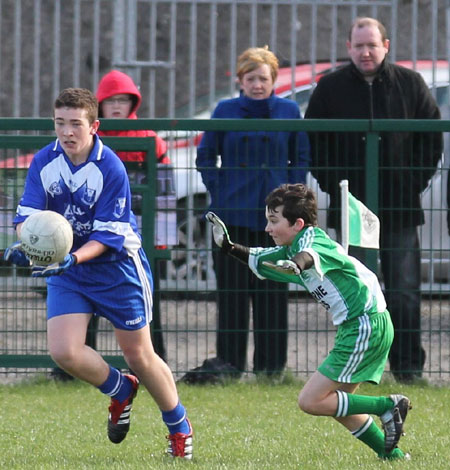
[352,416,386,455]
[382,448,406,460]
[336,390,394,417]
[352,417,406,460]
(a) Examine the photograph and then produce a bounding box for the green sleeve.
[248,246,305,286]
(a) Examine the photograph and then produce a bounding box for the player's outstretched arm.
[262,252,314,277]
[205,211,249,264]
[262,259,302,276]
[32,240,108,277]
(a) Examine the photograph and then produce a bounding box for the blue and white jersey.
[14,134,142,263]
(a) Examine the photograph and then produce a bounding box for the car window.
[294,89,313,115]
[436,85,449,119]
[279,86,313,116]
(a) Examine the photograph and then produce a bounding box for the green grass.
[1,376,449,469]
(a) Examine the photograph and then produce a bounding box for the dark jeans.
[212,226,288,374]
[349,225,425,380]
[381,226,425,378]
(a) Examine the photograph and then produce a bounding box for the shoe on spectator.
[107,374,139,444]
[178,357,241,385]
[380,394,412,453]
[394,372,427,385]
[166,418,193,459]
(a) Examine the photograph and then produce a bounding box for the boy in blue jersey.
[206,183,412,461]
[4,88,192,459]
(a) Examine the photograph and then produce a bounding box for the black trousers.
[349,225,425,380]
[212,226,288,374]
[381,226,425,378]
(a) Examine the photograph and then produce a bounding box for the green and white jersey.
[248,226,386,325]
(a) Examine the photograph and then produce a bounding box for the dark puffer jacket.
[305,60,443,229]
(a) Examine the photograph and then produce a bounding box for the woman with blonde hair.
[195,46,310,379]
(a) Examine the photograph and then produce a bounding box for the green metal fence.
[0,118,448,383]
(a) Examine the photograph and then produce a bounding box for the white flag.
[348,192,380,249]
[340,180,380,251]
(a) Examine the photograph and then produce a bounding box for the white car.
[163,60,449,291]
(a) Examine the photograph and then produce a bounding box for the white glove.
[262,260,301,276]
[205,211,233,251]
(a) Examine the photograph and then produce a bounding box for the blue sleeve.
[14,153,48,224]
[88,159,133,252]
[195,104,226,192]
[196,132,220,192]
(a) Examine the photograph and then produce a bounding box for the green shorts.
[318,310,393,384]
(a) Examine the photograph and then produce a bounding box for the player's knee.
[124,347,156,372]
[49,346,77,369]
[297,390,317,414]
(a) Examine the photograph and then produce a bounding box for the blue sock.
[98,366,133,403]
[161,402,190,435]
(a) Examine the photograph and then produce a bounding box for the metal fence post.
[365,131,380,274]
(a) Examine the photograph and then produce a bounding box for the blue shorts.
[46,248,153,330]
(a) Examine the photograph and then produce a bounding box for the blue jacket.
[196,92,310,230]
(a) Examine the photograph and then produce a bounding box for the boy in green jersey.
[206,183,411,460]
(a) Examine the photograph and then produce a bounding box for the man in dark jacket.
[305,17,443,383]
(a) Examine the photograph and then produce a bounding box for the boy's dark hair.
[265,183,318,226]
[54,88,98,124]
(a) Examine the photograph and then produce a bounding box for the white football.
[20,211,73,266]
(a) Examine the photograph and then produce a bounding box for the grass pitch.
[1,376,449,469]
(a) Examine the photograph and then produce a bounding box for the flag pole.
[340,179,349,254]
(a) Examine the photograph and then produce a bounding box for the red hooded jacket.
[96,70,169,163]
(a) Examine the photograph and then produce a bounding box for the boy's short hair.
[266,183,318,226]
[54,88,98,124]
[237,46,279,83]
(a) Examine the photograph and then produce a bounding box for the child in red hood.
[96,69,169,164]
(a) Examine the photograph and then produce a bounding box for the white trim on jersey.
[248,246,280,280]
[41,155,103,208]
[348,255,387,314]
[53,139,104,161]
[93,220,141,256]
[15,205,41,217]
[303,247,324,280]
